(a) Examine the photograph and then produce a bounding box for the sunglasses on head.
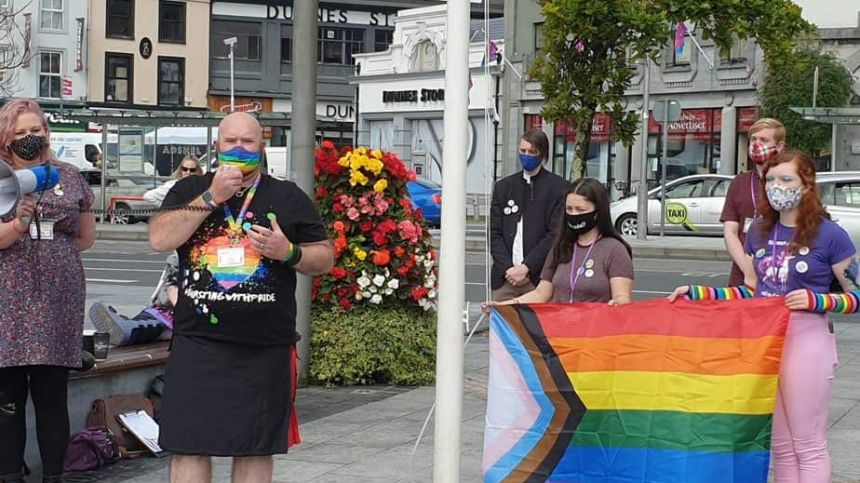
[180,167,196,173]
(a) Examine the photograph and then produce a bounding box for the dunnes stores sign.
[265,2,393,26]
[382,89,445,103]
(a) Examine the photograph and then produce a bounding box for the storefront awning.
[790,107,860,125]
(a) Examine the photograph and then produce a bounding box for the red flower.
[411,286,429,301]
[394,246,405,257]
[399,198,413,210]
[330,266,348,280]
[372,231,387,246]
[321,139,336,150]
[377,219,397,234]
[360,220,374,233]
[333,235,347,254]
[316,185,328,198]
[312,277,322,288]
[332,202,344,214]
[373,249,391,266]
[339,297,352,310]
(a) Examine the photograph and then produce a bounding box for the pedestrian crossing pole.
[434,0,469,481]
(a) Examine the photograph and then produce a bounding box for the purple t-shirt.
[744,219,856,297]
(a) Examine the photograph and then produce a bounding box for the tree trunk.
[569,113,593,181]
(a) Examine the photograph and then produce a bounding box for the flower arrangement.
[313,141,438,311]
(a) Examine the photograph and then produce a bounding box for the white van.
[49,132,103,170]
[264,147,290,181]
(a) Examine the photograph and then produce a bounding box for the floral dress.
[0,162,93,368]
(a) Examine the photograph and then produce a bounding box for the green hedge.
[309,305,437,386]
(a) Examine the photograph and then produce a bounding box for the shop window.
[213,20,261,61]
[524,114,543,132]
[106,0,133,39]
[534,22,544,52]
[159,0,186,43]
[280,25,292,62]
[374,29,394,53]
[720,37,749,66]
[38,51,61,99]
[105,52,133,104]
[40,0,62,30]
[158,57,184,106]
[318,27,364,65]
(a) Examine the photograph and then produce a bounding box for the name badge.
[29,220,55,240]
[217,247,245,268]
[743,217,754,234]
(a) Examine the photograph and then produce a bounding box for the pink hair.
[0,99,51,162]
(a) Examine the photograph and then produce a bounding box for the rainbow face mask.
[218,146,261,175]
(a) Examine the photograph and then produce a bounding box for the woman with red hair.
[0,99,95,483]
[670,150,858,482]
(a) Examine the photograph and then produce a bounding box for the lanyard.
[568,238,598,302]
[223,173,262,236]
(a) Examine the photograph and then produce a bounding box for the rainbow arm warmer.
[804,289,860,314]
[686,285,755,301]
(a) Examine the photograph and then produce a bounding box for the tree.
[0,2,33,97]
[530,0,813,181]
[759,48,854,159]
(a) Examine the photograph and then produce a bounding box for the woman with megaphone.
[0,99,95,483]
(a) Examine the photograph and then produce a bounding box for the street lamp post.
[223,37,238,112]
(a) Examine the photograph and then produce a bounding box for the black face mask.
[9,134,48,161]
[565,211,598,235]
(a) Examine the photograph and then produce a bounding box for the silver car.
[610,174,734,236]
[610,172,860,249]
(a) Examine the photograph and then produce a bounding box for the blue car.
[407,179,442,227]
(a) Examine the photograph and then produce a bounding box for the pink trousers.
[772,312,838,483]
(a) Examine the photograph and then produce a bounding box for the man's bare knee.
[170,455,212,483]
[232,455,273,483]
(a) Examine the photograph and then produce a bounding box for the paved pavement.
[59,314,860,483]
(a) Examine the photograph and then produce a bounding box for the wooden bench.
[70,341,171,380]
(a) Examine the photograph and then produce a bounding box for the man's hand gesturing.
[209,166,243,204]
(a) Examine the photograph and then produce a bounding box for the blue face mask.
[518,153,542,172]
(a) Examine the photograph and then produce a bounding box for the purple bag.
[63,426,120,472]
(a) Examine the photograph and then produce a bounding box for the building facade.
[502,1,860,199]
[208,0,502,148]
[353,5,504,200]
[86,0,211,110]
[0,0,90,130]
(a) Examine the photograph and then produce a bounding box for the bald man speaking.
[148,112,334,483]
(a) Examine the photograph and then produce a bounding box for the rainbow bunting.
[482,298,790,483]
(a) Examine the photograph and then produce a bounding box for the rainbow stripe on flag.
[482,298,790,483]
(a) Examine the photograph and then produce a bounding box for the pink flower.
[339,195,355,208]
[347,207,360,221]
[374,196,390,215]
[398,220,419,244]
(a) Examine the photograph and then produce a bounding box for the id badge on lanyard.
[29,219,56,240]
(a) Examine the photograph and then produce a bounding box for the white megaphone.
[0,159,60,219]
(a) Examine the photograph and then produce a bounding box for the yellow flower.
[337,156,349,167]
[371,149,383,160]
[349,170,369,186]
[367,158,384,175]
[356,147,367,155]
[373,179,388,193]
[353,247,367,261]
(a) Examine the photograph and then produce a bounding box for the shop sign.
[553,113,613,142]
[737,107,760,133]
[74,18,85,71]
[382,89,445,103]
[649,108,715,134]
[318,103,355,122]
[263,3,394,26]
[44,111,86,132]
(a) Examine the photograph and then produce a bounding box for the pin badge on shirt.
[53,183,64,197]
[585,269,594,278]
[585,259,594,269]
[799,247,810,256]
[795,261,809,274]
[755,248,766,259]
[503,199,519,216]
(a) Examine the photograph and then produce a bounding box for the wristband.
[283,242,302,266]
[807,289,859,314]
[687,285,755,301]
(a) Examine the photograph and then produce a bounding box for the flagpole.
[681,22,714,70]
[434,0,469,481]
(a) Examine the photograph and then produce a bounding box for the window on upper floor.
[720,37,750,66]
[107,0,134,39]
[534,22,545,52]
[39,51,61,98]
[280,25,292,63]
[40,0,63,30]
[318,27,363,65]
[374,29,394,53]
[158,56,184,106]
[212,20,262,61]
[159,0,186,43]
[105,52,133,104]
[666,35,691,68]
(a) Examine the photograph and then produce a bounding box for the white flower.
[423,259,434,269]
[355,292,363,300]
[369,285,377,293]
[373,274,386,287]
[428,289,436,299]
[387,279,400,290]
[424,279,435,288]
[362,291,372,298]
[370,294,383,304]
[384,268,390,276]
[357,276,371,288]
[384,288,393,295]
